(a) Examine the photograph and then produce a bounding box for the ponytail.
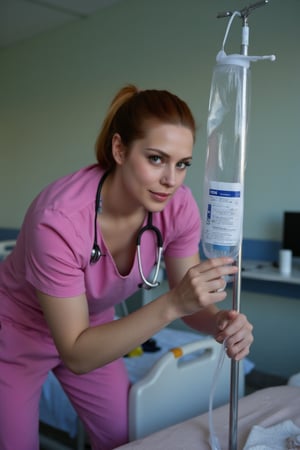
[95,85,138,171]
[95,84,195,171]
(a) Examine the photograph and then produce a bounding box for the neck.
[100,171,146,222]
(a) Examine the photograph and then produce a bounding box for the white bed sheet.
[116,385,300,450]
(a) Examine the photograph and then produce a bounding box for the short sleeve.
[25,208,87,297]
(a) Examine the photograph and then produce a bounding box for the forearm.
[67,292,178,374]
[40,257,239,373]
[182,304,219,336]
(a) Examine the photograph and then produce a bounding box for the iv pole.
[216,2,270,449]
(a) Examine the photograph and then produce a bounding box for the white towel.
[243,420,300,450]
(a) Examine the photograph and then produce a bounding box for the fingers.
[193,258,237,299]
[215,311,254,361]
[173,258,238,316]
[200,279,226,301]
[209,276,227,293]
[216,277,227,292]
[225,328,253,360]
[196,257,237,277]
[229,344,252,361]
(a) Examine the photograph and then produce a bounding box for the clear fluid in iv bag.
[202,181,243,259]
[201,61,248,260]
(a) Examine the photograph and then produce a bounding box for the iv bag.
[202,61,250,259]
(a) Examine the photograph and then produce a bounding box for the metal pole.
[215,3,270,448]
[229,11,249,450]
[227,1,270,446]
[229,258,243,450]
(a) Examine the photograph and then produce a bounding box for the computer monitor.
[282,212,300,258]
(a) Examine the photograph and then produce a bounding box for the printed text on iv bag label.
[204,181,243,246]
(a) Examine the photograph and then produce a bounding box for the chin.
[147,202,169,214]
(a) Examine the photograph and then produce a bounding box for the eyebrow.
[145,147,193,161]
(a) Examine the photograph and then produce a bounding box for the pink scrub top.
[0,164,201,337]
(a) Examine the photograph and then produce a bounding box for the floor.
[39,422,90,450]
[245,368,287,394]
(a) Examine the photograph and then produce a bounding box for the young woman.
[0,85,253,450]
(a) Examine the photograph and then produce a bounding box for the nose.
[161,166,176,187]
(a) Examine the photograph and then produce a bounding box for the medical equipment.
[0,240,16,261]
[202,2,275,449]
[91,172,164,289]
[208,339,228,450]
[137,212,163,289]
[128,331,243,441]
[90,171,110,264]
[38,325,246,448]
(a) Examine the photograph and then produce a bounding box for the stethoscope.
[90,172,164,289]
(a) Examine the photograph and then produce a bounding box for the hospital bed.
[115,385,300,450]
[0,239,16,260]
[39,326,246,449]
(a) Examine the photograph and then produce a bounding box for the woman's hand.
[164,254,254,360]
[214,309,254,360]
[170,257,238,317]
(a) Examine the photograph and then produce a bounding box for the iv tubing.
[208,340,228,450]
[221,11,241,52]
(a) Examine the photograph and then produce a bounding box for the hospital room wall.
[0,0,299,380]
[0,0,299,242]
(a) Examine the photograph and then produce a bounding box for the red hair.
[95,84,196,171]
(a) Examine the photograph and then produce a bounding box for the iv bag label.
[204,181,242,246]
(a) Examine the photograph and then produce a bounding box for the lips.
[150,191,171,202]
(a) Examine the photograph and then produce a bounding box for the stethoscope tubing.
[137,244,163,289]
[136,211,164,289]
[92,172,164,289]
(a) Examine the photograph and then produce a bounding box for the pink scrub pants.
[0,319,130,450]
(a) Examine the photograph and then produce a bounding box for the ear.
[112,133,126,165]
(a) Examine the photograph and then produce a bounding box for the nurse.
[0,84,253,450]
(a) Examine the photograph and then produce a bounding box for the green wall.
[0,0,299,239]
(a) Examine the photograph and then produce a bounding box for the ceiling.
[0,0,124,49]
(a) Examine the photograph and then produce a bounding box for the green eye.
[177,161,192,170]
[149,155,162,164]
